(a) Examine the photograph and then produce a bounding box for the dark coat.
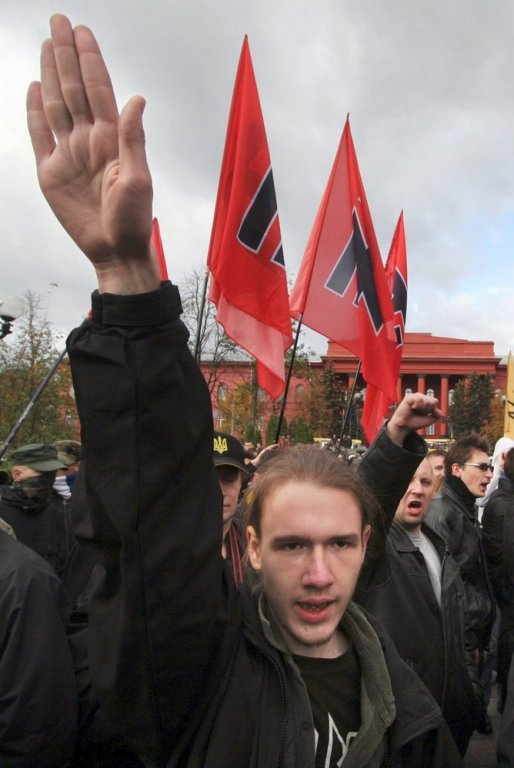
[0,530,77,766]
[425,483,495,651]
[498,647,514,767]
[482,476,514,609]
[0,486,72,578]
[482,477,514,701]
[67,283,463,768]
[355,520,476,754]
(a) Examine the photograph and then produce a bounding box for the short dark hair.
[244,445,379,539]
[445,434,490,478]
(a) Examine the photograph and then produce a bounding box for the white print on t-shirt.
[314,714,358,767]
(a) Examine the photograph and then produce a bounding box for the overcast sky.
[2,1,514,358]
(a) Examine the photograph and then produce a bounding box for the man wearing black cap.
[0,443,70,577]
[213,431,248,585]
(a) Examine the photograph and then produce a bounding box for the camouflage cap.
[10,443,67,472]
[53,439,82,466]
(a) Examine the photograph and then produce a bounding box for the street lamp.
[0,296,24,339]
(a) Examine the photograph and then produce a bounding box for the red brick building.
[201,332,507,442]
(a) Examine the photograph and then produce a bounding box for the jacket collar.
[257,594,396,726]
[390,520,446,556]
[440,480,477,522]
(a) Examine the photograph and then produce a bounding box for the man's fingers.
[27,80,57,165]
[40,36,74,138]
[46,15,119,129]
[118,96,152,190]
[73,24,119,124]
[47,15,93,127]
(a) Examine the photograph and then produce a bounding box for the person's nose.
[302,547,334,589]
[410,479,423,496]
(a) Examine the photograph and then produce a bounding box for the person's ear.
[361,524,371,553]
[10,467,22,481]
[246,526,262,571]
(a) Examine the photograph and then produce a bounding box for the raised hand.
[387,392,442,446]
[27,14,159,294]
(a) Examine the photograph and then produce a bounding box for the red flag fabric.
[151,217,169,280]
[361,211,408,443]
[207,36,292,399]
[290,116,397,406]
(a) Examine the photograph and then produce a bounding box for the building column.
[417,373,426,394]
[439,374,449,437]
[417,374,426,434]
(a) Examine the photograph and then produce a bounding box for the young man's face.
[394,459,434,532]
[452,449,493,498]
[247,480,370,659]
[427,454,445,482]
[216,465,243,533]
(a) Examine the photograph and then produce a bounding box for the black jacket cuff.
[90,281,182,327]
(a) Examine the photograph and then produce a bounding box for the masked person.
[54,439,82,498]
[0,443,70,577]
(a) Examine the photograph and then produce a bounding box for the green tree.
[483,390,507,447]
[0,291,77,451]
[307,361,345,437]
[244,422,263,447]
[291,416,314,444]
[449,373,494,438]
[266,413,288,445]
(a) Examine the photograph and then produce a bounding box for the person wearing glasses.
[426,435,496,735]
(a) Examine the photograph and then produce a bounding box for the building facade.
[326,333,506,439]
[201,332,507,443]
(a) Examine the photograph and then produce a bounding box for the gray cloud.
[2,0,514,358]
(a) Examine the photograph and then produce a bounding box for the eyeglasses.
[463,462,494,473]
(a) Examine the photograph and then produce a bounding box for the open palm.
[27,16,153,279]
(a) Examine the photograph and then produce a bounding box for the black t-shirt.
[294,645,361,767]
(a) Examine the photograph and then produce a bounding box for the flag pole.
[0,348,68,461]
[193,267,210,363]
[340,359,362,440]
[275,314,303,444]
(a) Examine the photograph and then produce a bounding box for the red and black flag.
[207,37,292,398]
[290,116,397,413]
[362,211,408,443]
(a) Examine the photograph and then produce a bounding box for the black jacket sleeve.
[356,426,427,590]
[67,282,227,763]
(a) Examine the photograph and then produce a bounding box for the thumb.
[118,96,151,186]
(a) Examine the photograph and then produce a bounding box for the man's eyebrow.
[270,533,361,547]
[271,535,309,547]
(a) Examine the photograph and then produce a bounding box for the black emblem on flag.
[237,168,284,268]
[392,267,407,348]
[325,210,383,334]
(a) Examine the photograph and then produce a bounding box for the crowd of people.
[1,13,514,767]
